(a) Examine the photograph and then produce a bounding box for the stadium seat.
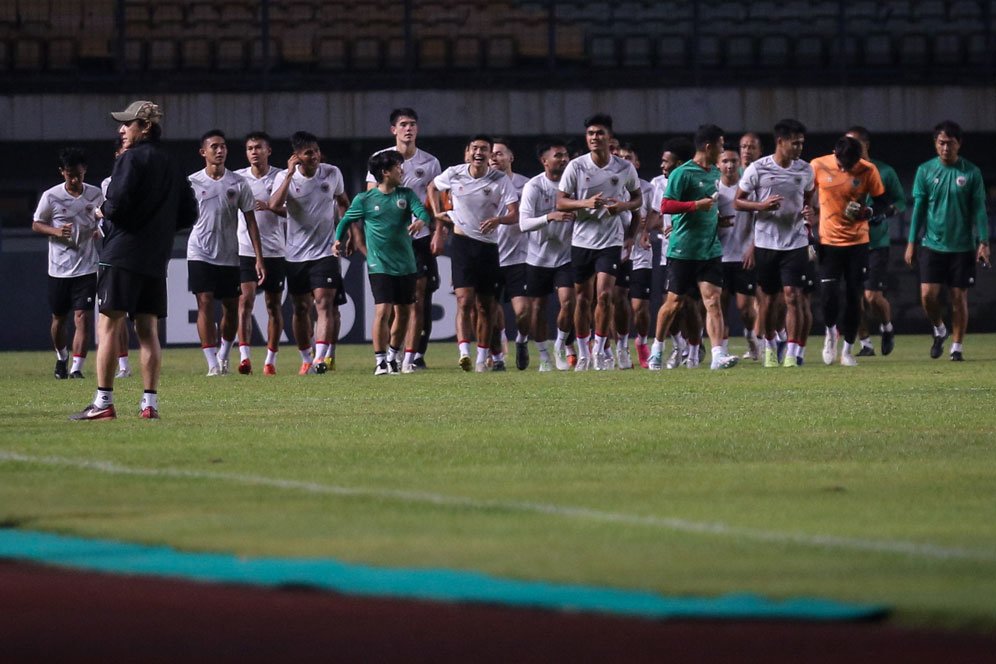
[15,0,50,26]
[153,2,185,31]
[280,32,318,67]
[418,37,448,68]
[726,35,756,68]
[384,37,407,69]
[47,38,76,70]
[148,39,178,70]
[248,37,278,69]
[78,35,112,62]
[554,27,585,62]
[486,36,516,68]
[621,35,652,68]
[13,38,43,70]
[216,38,246,70]
[656,35,687,69]
[757,35,789,68]
[864,34,893,67]
[49,4,82,35]
[452,37,481,69]
[352,37,381,69]
[695,35,722,68]
[794,34,825,68]
[316,36,347,70]
[123,38,146,70]
[588,34,616,67]
[899,33,929,67]
[932,33,964,66]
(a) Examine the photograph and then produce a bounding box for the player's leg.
[592,270,617,370]
[475,292,496,372]
[405,274,428,370]
[262,289,283,374]
[217,295,239,374]
[311,286,335,373]
[838,247,867,365]
[237,279,257,372]
[133,312,161,417]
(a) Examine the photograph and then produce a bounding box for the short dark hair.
[662,137,694,163]
[584,113,614,132]
[693,124,725,151]
[368,150,404,184]
[466,134,493,149]
[58,147,87,170]
[492,136,512,150]
[245,131,271,145]
[834,135,864,170]
[534,138,568,160]
[774,118,807,140]
[200,129,225,145]
[618,141,638,158]
[291,131,320,152]
[390,108,419,125]
[845,125,870,144]
[933,119,963,142]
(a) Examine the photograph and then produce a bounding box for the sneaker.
[648,351,663,371]
[554,345,569,371]
[618,346,633,370]
[263,363,276,375]
[710,354,739,370]
[796,356,805,366]
[387,359,400,375]
[459,355,472,372]
[856,346,876,357]
[743,337,759,361]
[574,357,590,372]
[686,352,700,369]
[763,347,778,368]
[665,348,682,370]
[840,350,858,367]
[593,353,606,371]
[636,342,650,368]
[54,359,68,379]
[207,366,222,377]
[782,354,798,368]
[374,361,389,376]
[69,403,116,421]
[538,359,553,372]
[401,363,415,374]
[515,341,529,371]
[950,350,964,362]
[930,333,948,359]
[238,359,253,375]
[325,357,336,372]
[492,360,507,372]
[313,361,327,374]
[298,361,312,376]
[218,358,230,375]
[822,328,839,366]
[567,353,578,368]
[881,329,895,356]
[69,370,85,379]
[115,367,132,378]
[413,357,428,371]
[475,361,488,373]
[604,350,615,370]
[140,406,159,419]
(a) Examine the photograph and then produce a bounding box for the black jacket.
[101,138,197,277]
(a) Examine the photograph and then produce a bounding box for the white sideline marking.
[2,451,994,563]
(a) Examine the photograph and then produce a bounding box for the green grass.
[2,335,996,630]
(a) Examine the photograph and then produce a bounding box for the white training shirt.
[273,163,345,263]
[432,165,518,245]
[629,178,654,271]
[717,180,754,263]
[187,169,255,266]
[34,182,103,278]
[496,172,530,266]
[365,147,441,240]
[234,166,284,258]
[739,155,815,251]
[558,153,640,251]
[519,173,573,269]
[650,174,671,265]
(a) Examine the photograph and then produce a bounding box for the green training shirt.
[664,160,722,261]
[335,186,430,276]
[868,159,907,250]
[908,156,989,253]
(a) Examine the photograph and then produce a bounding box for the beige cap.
[110,100,163,124]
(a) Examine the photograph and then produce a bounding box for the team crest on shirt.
[374,205,380,211]
[956,176,967,187]
[85,204,94,214]
[415,168,425,178]
[396,198,408,210]
[320,182,331,192]
[226,188,237,200]
[483,187,492,196]
[610,176,619,186]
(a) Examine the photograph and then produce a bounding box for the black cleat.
[930,333,948,359]
[950,351,964,362]
[515,341,529,371]
[387,359,400,375]
[412,357,427,370]
[69,403,117,421]
[69,370,84,379]
[856,346,876,357]
[54,359,68,379]
[492,360,507,372]
[881,329,895,356]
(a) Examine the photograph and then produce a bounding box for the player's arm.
[243,209,266,285]
[556,189,605,212]
[333,196,364,257]
[521,192,573,232]
[904,170,929,267]
[970,175,991,265]
[734,187,783,213]
[268,155,299,212]
[407,190,431,236]
[481,201,519,234]
[31,197,70,240]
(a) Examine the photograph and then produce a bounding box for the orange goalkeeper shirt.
[810,155,885,247]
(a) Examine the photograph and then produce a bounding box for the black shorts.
[818,243,869,286]
[48,273,97,316]
[919,247,977,289]
[369,272,417,305]
[802,258,817,295]
[187,260,240,299]
[450,233,500,296]
[97,265,168,318]
[527,263,573,297]
[665,257,723,295]
[285,256,344,298]
[240,255,287,294]
[615,260,632,289]
[755,247,808,295]
[572,245,621,284]
[499,263,529,302]
[721,261,757,296]
[629,268,652,300]
[412,235,440,293]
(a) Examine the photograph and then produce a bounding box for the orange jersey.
[810,155,885,246]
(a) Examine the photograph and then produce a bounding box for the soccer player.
[71,100,198,420]
[739,132,763,170]
[335,150,432,374]
[811,136,887,366]
[845,126,906,357]
[616,143,654,370]
[366,108,442,372]
[428,135,518,372]
[234,131,285,375]
[490,138,531,370]
[556,113,642,371]
[187,130,266,376]
[99,139,135,379]
[905,120,990,361]
[736,119,815,368]
[520,139,576,372]
[32,147,102,380]
[648,124,739,371]
[716,147,758,361]
[270,131,351,376]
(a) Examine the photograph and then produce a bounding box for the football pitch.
[1,335,995,631]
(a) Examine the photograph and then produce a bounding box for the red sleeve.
[660,198,697,215]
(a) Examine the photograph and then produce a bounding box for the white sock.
[71,355,85,373]
[721,338,729,353]
[404,350,415,366]
[537,341,550,362]
[881,322,894,333]
[555,329,568,346]
[375,352,386,365]
[766,337,778,351]
[265,348,277,366]
[493,351,504,363]
[239,344,251,361]
[458,341,471,357]
[593,334,606,354]
[140,391,158,410]
[786,342,800,359]
[777,329,787,343]
[577,335,591,359]
[219,337,234,361]
[652,339,664,356]
[516,331,528,343]
[934,324,947,338]
[476,345,489,364]
[203,346,219,369]
[299,348,313,363]
[326,344,335,359]
[951,342,963,353]
[118,355,130,371]
[314,343,329,364]
[843,341,854,355]
[860,337,873,349]
[56,347,69,361]
[94,388,113,408]
[387,346,398,363]
[617,334,629,351]
[636,334,647,346]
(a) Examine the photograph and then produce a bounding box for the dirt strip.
[2,560,993,663]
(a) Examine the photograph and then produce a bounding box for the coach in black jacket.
[71,100,198,421]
